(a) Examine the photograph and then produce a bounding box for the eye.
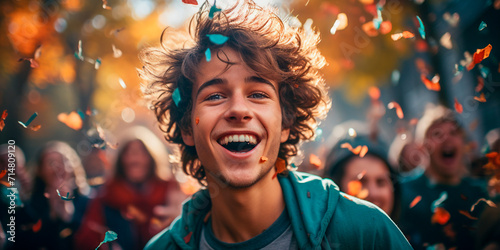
[205,93,224,101]
[248,92,269,99]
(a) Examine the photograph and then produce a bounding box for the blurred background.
[1,0,499,171]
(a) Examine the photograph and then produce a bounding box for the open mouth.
[218,134,259,153]
[441,147,456,160]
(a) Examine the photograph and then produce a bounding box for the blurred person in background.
[82,148,110,197]
[74,126,184,250]
[10,141,90,249]
[324,135,401,222]
[398,105,488,250]
[389,133,428,182]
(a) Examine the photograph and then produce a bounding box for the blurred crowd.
[1,104,499,250]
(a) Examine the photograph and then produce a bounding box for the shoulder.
[144,223,177,250]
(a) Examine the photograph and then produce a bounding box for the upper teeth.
[219,134,257,145]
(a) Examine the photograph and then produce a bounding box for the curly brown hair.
[139,0,330,185]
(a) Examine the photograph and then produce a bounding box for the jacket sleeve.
[326,194,413,250]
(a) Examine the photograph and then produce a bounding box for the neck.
[425,166,462,185]
[207,168,285,243]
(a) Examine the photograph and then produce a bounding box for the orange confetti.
[474,93,486,102]
[379,21,392,35]
[410,195,422,208]
[102,0,112,9]
[272,158,287,179]
[341,142,367,156]
[309,154,322,169]
[409,118,419,125]
[259,156,268,163]
[0,120,4,132]
[57,111,83,130]
[471,198,497,212]
[195,117,199,125]
[182,0,198,5]
[1,110,7,120]
[0,110,7,131]
[0,180,11,187]
[467,44,492,71]
[359,145,368,158]
[368,86,380,100]
[347,180,362,196]
[29,124,42,131]
[454,98,463,114]
[476,76,484,92]
[420,74,441,91]
[391,31,415,41]
[362,21,378,37]
[387,101,404,119]
[0,170,7,179]
[459,210,478,220]
[432,207,451,225]
[32,219,42,232]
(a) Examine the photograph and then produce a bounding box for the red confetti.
[0,170,7,179]
[474,93,486,102]
[0,110,7,131]
[471,198,497,212]
[459,210,478,220]
[476,76,484,92]
[409,118,419,125]
[420,74,441,91]
[410,195,422,208]
[432,207,451,225]
[454,98,463,114]
[309,154,322,169]
[184,231,193,243]
[387,101,404,119]
[182,0,198,5]
[259,156,268,163]
[32,219,42,232]
[272,158,287,179]
[467,44,492,71]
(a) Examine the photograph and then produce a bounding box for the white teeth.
[218,134,258,145]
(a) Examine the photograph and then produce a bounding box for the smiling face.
[181,47,289,189]
[425,121,465,181]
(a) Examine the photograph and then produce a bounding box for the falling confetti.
[454,98,463,114]
[207,34,229,45]
[387,101,404,119]
[102,0,111,9]
[431,191,448,211]
[478,21,487,31]
[18,112,38,128]
[112,45,122,58]
[440,32,453,49]
[409,195,422,208]
[416,15,425,39]
[347,180,362,196]
[32,219,42,232]
[467,44,492,71]
[56,189,75,201]
[94,58,102,69]
[195,117,199,125]
[359,145,368,158]
[476,76,485,92]
[205,48,211,62]
[420,74,441,91]
[118,78,127,89]
[443,12,460,27]
[96,231,118,250]
[474,93,486,102]
[75,40,84,61]
[309,154,322,169]
[182,0,198,5]
[259,156,268,163]
[58,111,83,130]
[209,1,221,20]
[348,128,357,137]
[0,110,7,131]
[368,86,380,100]
[340,142,367,157]
[471,198,497,212]
[29,124,42,131]
[391,31,415,41]
[273,158,287,179]
[172,88,181,107]
[0,170,6,179]
[330,13,348,35]
[431,207,450,225]
[459,210,478,220]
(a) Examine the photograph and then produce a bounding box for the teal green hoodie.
[145,171,412,249]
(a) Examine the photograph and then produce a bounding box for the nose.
[224,92,252,122]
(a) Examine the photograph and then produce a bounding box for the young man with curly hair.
[140,1,411,249]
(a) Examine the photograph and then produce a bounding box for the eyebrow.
[196,76,277,98]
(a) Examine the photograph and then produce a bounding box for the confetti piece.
[476,76,484,92]
[410,195,422,208]
[77,109,85,121]
[362,21,378,37]
[431,191,448,211]
[94,58,101,69]
[471,198,497,212]
[259,156,268,163]
[195,117,199,125]
[467,44,492,71]
[357,170,366,180]
[102,0,111,9]
[409,118,418,125]
[459,210,478,220]
[379,21,392,35]
[58,111,83,130]
[432,207,450,225]
[478,21,487,31]
[0,180,11,187]
[207,34,229,45]
[118,78,127,89]
[330,13,348,35]
[373,9,383,29]
[341,142,366,156]
[172,88,181,107]
[29,124,42,131]
[0,110,7,131]
[359,145,368,158]
[272,158,286,179]
[32,219,42,232]
[416,15,425,39]
[96,231,118,250]
[205,48,211,62]
[420,74,441,91]
[182,0,198,5]
[0,170,6,179]
[348,128,357,137]
[112,45,122,58]
[347,180,362,196]
[18,112,38,128]
[474,93,486,102]
[368,86,380,100]
[479,65,490,78]
[440,32,452,49]
[391,31,415,41]
[75,40,84,61]
[56,189,75,201]
[183,231,193,243]
[387,101,404,119]
[454,98,463,114]
[309,154,322,169]
[208,1,221,20]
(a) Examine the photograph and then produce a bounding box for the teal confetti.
[416,16,425,39]
[95,231,118,250]
[454,64,464,76]
[95,58,102,69]
[205,48,211,62]
[479,21,487,31]
[209,1,221,20]
[314,128,323,141]
[75,40,84,61]
[431,191,447,211]
[172,88,181,107]
[18,112,38,128]
[373,9,382,30]
[479,66,490,78]
[77,109,85,121]
[56,189,75,201]
[207,34,229,45]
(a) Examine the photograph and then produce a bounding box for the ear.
[280,128,290,143]
[181,129,195,146]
